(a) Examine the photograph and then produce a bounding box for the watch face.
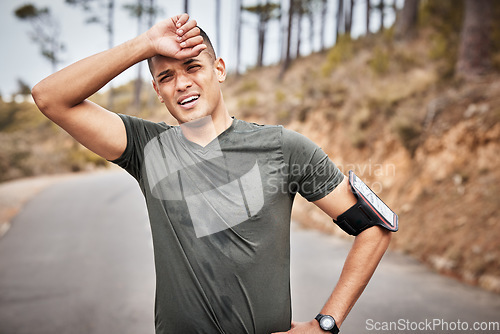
[320,315,335,330]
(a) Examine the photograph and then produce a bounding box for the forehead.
[150,51,213,76]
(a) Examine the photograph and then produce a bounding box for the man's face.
[151,51,226,125]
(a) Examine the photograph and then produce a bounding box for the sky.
[0,0,399,99]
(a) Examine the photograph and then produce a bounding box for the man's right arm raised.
[31,14,206,161]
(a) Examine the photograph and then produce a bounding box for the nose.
[176,73,192,92]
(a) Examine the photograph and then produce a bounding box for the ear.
[214,58,226,83]
[152,79,164,103]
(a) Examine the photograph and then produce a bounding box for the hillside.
[220,28,500,293]
[1,20,499,293]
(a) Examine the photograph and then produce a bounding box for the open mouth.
[179,95,200,106]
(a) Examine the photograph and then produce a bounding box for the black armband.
[334,170,399,236]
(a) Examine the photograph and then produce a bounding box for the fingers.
[179,35,203,49]
[177,43,207,59]
[177,26,200,43]
[176,18,198,39]
[174,14,202,48]
[162,13,205,59]
[174,13,189,28]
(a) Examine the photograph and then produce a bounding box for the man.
[32,14,392,334]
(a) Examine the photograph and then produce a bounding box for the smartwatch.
[315,314,340,333]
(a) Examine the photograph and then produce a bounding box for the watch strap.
[315,313,340,334]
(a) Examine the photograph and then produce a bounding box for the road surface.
[1,171,499,333]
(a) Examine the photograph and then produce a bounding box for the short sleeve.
[110,114,169,181]
[282,128,344,201]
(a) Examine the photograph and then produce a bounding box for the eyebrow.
[156,58,201,79]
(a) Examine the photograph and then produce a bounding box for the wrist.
[132,32,157,60]
[315,313,340,333]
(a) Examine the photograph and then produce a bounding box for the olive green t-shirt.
[112,115,343,334]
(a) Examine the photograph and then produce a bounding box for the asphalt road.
[0,171,499,334]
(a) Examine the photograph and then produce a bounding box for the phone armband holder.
[334,170,399,236]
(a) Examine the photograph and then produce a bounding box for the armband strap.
[334,170,399,236]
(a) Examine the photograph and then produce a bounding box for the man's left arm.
[274,175,392,333]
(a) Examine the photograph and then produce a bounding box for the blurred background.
[0,0,499,317]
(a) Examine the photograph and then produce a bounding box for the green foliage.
[123,2,163,19]
[420,0,464,77]
[321,35,354,75]
[236,79,260,94]
[369,46,390,75]
[275,89,286,103]
[324,83,348,108]
[65,0,115,34]
[381,25,395,44]
[367,95,396,117]
[65,0,93,11]
[393,49,422,72]
[237,96,258,109]
[14,3,65,69]
[14,4,49,18]
[276,108,291,123]
[0,133,34,181]
[242,2,280,19]
[67,143,107,172]
[0,99,47,132]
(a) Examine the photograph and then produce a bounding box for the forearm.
[321,226,391,327]
[32,33,153,113]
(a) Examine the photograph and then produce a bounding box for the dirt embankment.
[221,32,500,293]
[288,81,500,294]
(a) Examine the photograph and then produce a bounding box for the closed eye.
[159,74,173,83]
[187,65,201,73]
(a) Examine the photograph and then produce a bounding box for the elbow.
[31,81,49,114]
[32,80,61,118]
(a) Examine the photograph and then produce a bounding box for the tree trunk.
[257,4,266,67]
[394,0,419,40]
[366,0,370,34]
[456,0,493,78]
[133,0,144,112]
[308,5,314,53]
[336,0,344,42]
[296,1,303,58]
[235,0,242,76]
[279,0,287,62]
[379,0,385,32]
[320,0,327,51]
[146,0,157,107]
[147,0,156,27]
[345,0,354,37]
[280,0,295,78]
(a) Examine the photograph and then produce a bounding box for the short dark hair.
[198,26,216,59]
[147,26,216,77]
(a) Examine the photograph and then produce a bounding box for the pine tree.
[456,0,493,78]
